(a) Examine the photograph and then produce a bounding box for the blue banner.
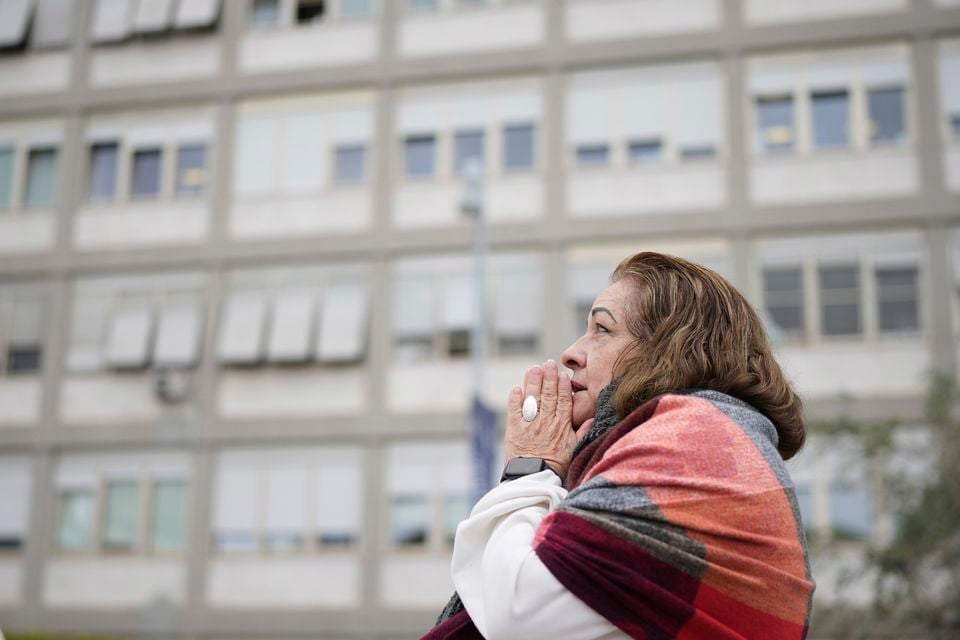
[470,394,498,503]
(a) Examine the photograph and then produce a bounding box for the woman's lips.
[571,380,587,393]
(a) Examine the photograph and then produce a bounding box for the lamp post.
[461,158,495,503]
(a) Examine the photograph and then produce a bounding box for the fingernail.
[545,359,556,369]
[531,366,542,375]
[512,386,522,395]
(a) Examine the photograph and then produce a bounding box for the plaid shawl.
[423,388,814,639]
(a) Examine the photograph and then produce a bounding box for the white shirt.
[451,470,629,640]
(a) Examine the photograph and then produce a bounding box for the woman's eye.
[596,323,610,334]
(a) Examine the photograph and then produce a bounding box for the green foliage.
[809,372,960,637]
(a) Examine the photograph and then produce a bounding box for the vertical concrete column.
[911,35,948,201]
[20,450,54,625]
[924,223,957,377]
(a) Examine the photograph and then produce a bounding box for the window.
[89,142,119,201]
[150,480,186,552]
[175,144,207,196]
[296,0,325,23]
[444,493,471,544]
[951,114,960,141]
[876,265,919,333]
[868,86,906,146]
[334,144,366,183]
[131,148,162,198]
[0,147,12,210]
[408,0,439,10]
[503,123,534,170]
[58,489,94,552]
[404,134,435,177]
[250,0,281,28]
[0,0,74,51]
[103,480,139,552]
[3,295,44,376]
[679,144,717,161]
[575,144,609,167]
[794,485,814,533]
[391,495,429,546]
[627,138,662,164]
[829,483,872,541]
[757,95,794,153]
[811,89,850,149]
[24,147,57,209]
[763,267,805,339]
[819,265,861,336]
[0,460,31,552]
[454,129,485,176]
[342,0,373,17]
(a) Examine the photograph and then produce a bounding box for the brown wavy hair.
[609,251,805,459]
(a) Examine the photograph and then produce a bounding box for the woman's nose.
[561,339,584,371]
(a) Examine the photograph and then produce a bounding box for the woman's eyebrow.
[591,306,618,324]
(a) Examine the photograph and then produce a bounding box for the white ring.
[522,395,538,422]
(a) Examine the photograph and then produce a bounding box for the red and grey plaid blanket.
[425,389,814,639]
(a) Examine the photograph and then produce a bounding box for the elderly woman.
[423,252,814,640]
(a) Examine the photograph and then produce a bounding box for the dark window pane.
[103,481,139,552]
[58,490,94,551]
[335,144,366,182]
[454,130,485,175]
[0,147,13,209]
[25,148,57,208]
[444,494,471,544]
[404,135,435,177]
[131,148,162,198]
[812,90,849,149]
[819,265,861,336]
[764,267,804,336]
[447,329,471,357]
[877,266,919,333]
[498,335,537,356]
[409,0,439,10]
[89,143,118,200]
[794,485,814,533]
[250,0,280,27]
[575,144,609,167]
[627,138,662,164]
[264,532,305,552]
[392,495,429,546]
[952,114,960,141]
[679,145,716,160]
[764,268,802,293]
[0,537,22,551]
[151,480,186,552]
[296,0,325,23]
[757,95,794,153]
[176,145,207,196]
[869,87,905,145]
[504,123,534,170]
[6,345,41,374]
[318,531,356,546]
[768,306,804,335]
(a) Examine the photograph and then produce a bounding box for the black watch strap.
[500,456,550,483]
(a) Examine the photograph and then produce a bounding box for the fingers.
[557,371,572,417]
[523,364,543,410]
[507,384,523,420]
[540,359,559,416]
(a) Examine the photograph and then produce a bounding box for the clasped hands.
[504,359,578,480]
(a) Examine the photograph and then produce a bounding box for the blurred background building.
[0,0,959,638]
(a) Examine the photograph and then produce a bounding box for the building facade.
[1,0,959,637]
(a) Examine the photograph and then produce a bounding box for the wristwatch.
[500,456,550,483]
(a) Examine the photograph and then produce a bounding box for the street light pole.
[461,158,494,502]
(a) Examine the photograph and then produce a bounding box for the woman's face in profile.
[562,279,635,436]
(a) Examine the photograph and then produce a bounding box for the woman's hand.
[504,359,578,480]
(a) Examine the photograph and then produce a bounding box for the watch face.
[507,457,546,476]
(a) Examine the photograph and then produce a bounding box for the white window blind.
[264,466,307,532]
[213,464,258,533]
[315,461,361,535]
[571,265,611,304]
[217,292,266,365]
[0,0,34,48]
[281,112,326,192]
[33,0,74,48]
[234,116,277,196]
[266,290,315,363]
[495,269,540,337]
[153,305,202,368]
[90,0,132,43]
[0,460,31,540]
[394,277,435,337]
[941,50,960,115]
[105,307,154,369]
[316,284,368,363]
[622,85,667,141]
[568,88,611,145]
[132,0,174,33]
[173,0,220,29]
[673,76,722,148]
[442,275,474,331]
[10,296,43,344]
